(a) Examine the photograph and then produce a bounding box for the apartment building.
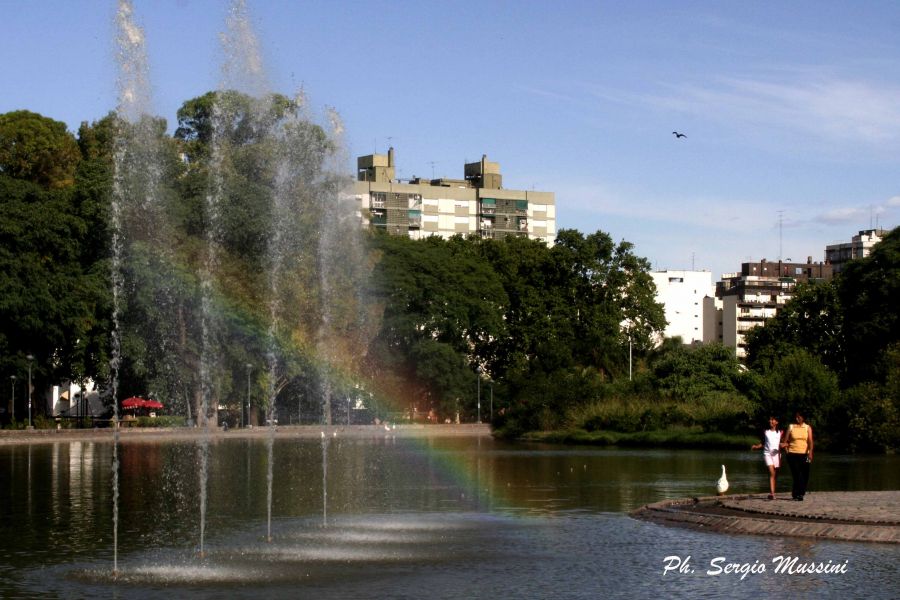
[824,228,885,273]
[352,148,556,244]
[650,270,714,344]
[703,258,833,359]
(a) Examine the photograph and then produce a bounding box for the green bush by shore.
[518,427,758,449]
[494,390,761,450]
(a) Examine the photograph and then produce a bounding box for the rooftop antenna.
[870,204,874,229]
[777,210,784,262]
[691,252,695,271]
[428,161,436,179]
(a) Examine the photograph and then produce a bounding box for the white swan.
[716,465,729,495]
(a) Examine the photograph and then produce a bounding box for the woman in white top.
[751,416,783,500]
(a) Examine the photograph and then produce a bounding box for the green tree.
[0,110,80,189]
[455,229,665,430]
[480,230,665,382]
[757,349,838,427]
[0,175,106,414]
[169,90,361,422]
[650,341,748,401]
[826,383,900,452]
[839,226,900,385]
[745,280,844,377]
[367,233,507,419]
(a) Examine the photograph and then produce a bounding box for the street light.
[9,375,16,424]
[629,337,633,382]
[26,354,34,429]
[476,366,482,424]
[244,363,252,428]
[490,382,493,422]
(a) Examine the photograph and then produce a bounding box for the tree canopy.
[365,230,667,423]
[0,110,80,189]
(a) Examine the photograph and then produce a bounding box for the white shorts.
[764,452,781,468]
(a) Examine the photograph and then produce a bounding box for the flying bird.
[672,131,687,139]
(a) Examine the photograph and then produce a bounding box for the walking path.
[632,491,900,543]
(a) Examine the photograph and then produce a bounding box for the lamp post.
[490,382,493,422]
[9,376,15,424]
[26,354,34,429]
[244,363,252,428]
[476,366,482,424]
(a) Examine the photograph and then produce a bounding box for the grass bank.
[518,428,758,449]
[493,393,759,449]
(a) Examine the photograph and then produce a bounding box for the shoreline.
[0,423,493,445]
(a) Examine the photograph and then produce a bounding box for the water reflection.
[0,436,897,599]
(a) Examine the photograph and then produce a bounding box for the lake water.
[1,433,897,599]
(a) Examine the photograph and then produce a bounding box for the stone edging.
[631,494,900,544]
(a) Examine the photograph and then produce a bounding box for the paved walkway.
[632,491,900,543]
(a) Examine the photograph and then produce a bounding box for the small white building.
[650,270,714,344]
[50,380,104,417]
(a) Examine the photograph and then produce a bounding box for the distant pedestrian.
[782,411,814,501]
[751,416,783,500]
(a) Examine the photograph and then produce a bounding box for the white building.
[650,270,714,344]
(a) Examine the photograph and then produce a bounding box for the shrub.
[686,391,757,434]
[757,349,838,426]
[825,383,900,452]
[135,415,187,428]
[567,391,756,435]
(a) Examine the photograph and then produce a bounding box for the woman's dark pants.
[786,452,810,499]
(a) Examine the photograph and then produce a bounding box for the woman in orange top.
[781,411,814,501]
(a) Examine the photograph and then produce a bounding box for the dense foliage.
[746,227,900,451]
[0,112,111,418]
[364,231,666,427]
[2,101,898,452]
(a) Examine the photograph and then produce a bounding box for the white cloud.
[554,181,778,232]
[816,206,869,225]
[814,195,900,225]
[591,73,900,150]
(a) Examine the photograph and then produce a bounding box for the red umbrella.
[143,399,164,410]
[122,397,146,409]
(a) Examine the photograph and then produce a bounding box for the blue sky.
[2,1,899,278]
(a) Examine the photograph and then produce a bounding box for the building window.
[669,277,684,283]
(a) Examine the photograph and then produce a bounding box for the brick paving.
[632,492,900,543]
